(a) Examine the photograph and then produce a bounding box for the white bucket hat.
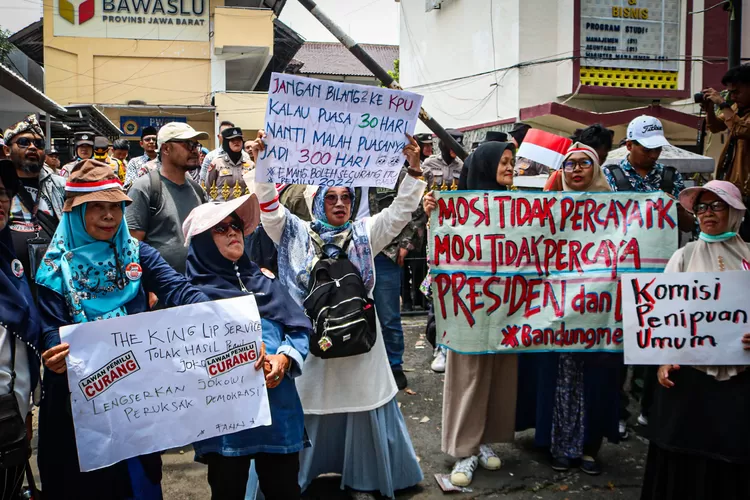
[182,194,260,247]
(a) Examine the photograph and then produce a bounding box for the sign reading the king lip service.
[256,73,423,188]
[53,0,209,41]
[622,271,750,365]
[62,296,271,472]
[430,190,678,354]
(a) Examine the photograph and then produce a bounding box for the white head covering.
[182,194,260,247]
[560,142,612,192]
[671,181,750,380]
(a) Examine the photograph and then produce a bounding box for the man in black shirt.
[3,115,65,296]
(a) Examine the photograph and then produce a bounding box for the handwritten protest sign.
[61,296,271,472]
[622,271,750,365]
[430,190,678,353]
[256,72,423,188]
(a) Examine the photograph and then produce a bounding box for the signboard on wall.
[580,0,681,71]
[53,0,209,41]
[120,116,187,138]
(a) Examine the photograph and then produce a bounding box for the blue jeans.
[373,253,405,371]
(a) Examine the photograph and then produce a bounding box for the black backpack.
[608,164,677,194]
[303,233,377,359]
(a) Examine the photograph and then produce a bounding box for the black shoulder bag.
[0,337,29,469]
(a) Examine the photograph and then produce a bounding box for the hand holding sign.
[657,364,680,388]
[42,342,70,374]
[257,73,423,188]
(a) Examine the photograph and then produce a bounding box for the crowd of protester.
[1,63,750,500]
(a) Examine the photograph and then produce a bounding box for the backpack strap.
[660,166,677,195]
[147,169,163,216]
[608,165,634,192]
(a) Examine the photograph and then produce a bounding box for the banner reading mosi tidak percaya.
[430,190,678,354]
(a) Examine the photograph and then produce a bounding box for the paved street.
[31,316,648,499]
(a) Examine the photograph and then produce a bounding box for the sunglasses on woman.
[324,193,352,205]
[562,159,593,172]
[13,137,45,149]
[212,221,243,234]
[694,200,728,215]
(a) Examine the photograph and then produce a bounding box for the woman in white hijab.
[516,143,620,476]
[641,180,750,500]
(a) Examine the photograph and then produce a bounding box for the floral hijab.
[36,203,140,323]
[278,187,374,306]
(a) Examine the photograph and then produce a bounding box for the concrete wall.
[400,0,521,132]
[43,0,272,107]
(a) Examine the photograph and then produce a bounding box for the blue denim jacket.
[193,318,309,457]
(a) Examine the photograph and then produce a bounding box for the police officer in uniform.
[422,128,464,190]
[205,126,254,203]
[59,131,95,178]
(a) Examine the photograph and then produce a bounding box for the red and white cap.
[516,129,572,171]
[182,194,260,247]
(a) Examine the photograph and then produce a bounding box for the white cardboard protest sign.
[622,271,750,365]
[255,72,423,188]
[61,296,271,472]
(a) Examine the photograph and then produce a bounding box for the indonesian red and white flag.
[516,129,572,171]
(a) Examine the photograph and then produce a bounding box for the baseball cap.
[626,116,670,149]
[157,122,209,148]
[679,180,747,214]
[46,146,59,155]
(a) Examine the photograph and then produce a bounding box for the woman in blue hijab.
[35,160,210,499]
[183,195,311,499]
[0,161,42,500]
[248,132,425,498]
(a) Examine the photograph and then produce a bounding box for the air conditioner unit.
[426,0,443,12]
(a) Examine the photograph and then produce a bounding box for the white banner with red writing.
[61,295,271,472]
[429,190,678,354]
[622,271,750,365]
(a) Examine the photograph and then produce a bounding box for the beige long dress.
[441,351,518,457]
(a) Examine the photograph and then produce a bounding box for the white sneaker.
[637,414,649,426]
[450,456,478,487]
[431,346,446,373]
[619,419,629,440]
[478,444,502,470]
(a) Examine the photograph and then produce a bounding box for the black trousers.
[0,464,25,500]
[205,452,300,500]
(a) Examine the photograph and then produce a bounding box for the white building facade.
[400,0,750,159]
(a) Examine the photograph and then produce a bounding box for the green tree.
[388,59,400,82]
[381,59,400,87]
[0,29,14,65]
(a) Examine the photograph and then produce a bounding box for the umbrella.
[603,144,715,173]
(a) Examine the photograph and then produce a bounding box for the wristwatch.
[719,102,733,110]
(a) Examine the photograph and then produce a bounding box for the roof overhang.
[519,102,700,143]
[0,63,66,116]
[56,104,123,138]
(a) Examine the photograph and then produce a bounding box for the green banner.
[429,190,678,354]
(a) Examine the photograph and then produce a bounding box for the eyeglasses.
[324,193,352,205]
[13,137,45,150]
[170,140,200,151]
[0,188,12,202]
[142,136,157,143]
[563,159,594,172]
[212,221,243,234]
[694,200,729,215]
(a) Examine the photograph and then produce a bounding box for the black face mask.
[222,138,243,164]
